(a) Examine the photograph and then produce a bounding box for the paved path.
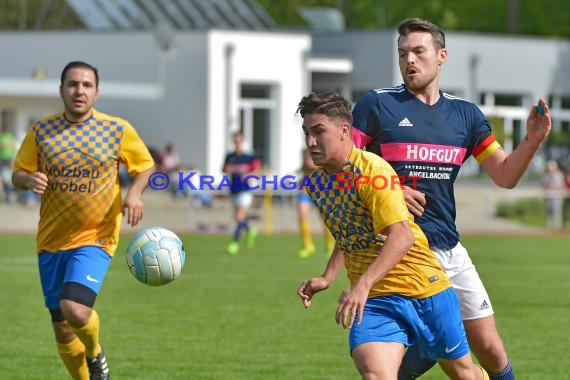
[0,180,550,235]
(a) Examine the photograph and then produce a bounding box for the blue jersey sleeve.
[352,90,381,150]
[466,105,494,158]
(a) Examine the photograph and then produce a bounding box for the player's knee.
[357,363,392,380]
[471,340,508,370]
[60,282,97,326]
[472,336,505,356]
[60,301,91,327]
[466,322,507,362]
[51,319,76,343]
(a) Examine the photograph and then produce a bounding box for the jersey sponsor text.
[381,143,466,165]
[408,171,451,180]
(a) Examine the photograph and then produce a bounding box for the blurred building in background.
[0,0,569,179]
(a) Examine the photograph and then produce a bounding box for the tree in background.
[0,0,82,30]
[1,0,569,37]
[257,0,570,37]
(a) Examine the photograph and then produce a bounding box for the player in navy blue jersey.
[352,18,551,380]
[223,131,261,255]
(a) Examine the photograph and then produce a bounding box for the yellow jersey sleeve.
[13,129,39,173]
[119,122,155,175]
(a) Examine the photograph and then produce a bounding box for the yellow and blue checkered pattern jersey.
[13,109,154,256]
[306,147,450,299]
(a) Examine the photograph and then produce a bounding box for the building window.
[494,94,523,107]
[239,83,277,171]
[241,84,272,99]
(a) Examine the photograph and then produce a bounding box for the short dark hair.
[296,91,352,124]
[60,61,99,87]
[397,18,446,50]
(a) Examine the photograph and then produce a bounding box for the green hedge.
[496,198,546,227]
[496,197,570,228]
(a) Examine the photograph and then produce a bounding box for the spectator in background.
[13,119,41,205]
[542,160,565,229]
[160,142,181,174]
[185,164,214,207]
[562,165,570,228]
[161,142,182,196]
[167,163,214,207]
[0,123,16,202]
[560,156,570,226]
[148,146,163,170]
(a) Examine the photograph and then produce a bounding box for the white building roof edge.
[306,56,353,74]
[0,78,163,100]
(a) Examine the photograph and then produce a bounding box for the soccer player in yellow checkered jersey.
[297,148,335,258]
[296,92,489,380]
[12,61,155,380]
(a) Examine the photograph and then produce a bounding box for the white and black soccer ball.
[126,227,186,286]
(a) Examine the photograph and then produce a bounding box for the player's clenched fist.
[27,172,49,195]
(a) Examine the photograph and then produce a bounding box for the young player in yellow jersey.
[12,61,155,380]
[296,92,488,380]
[297,148,335,258]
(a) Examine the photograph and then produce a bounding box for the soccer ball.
[126,227,186,286]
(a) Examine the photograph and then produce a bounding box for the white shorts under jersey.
[433,242,494,320]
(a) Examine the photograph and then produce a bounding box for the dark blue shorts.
[38,246,111,310]
[349,287,469,360]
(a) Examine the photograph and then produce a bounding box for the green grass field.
[0,233,568,379]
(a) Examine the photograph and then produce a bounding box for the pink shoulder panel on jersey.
[352,128,372,148]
